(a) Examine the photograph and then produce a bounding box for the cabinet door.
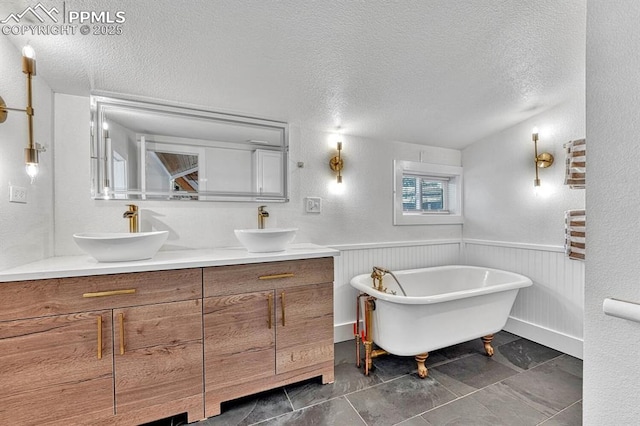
[113,299,203,418]
[275,282,334,374]
[204,291,276,391]
[0,311,113,425]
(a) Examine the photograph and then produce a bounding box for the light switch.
[305,197,322,213]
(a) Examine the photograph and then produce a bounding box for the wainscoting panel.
[464,240,584,358]
[330,240,462,342]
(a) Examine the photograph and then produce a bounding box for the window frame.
[393,160,463,225]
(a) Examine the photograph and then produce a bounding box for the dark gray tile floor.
[194,332,582,426]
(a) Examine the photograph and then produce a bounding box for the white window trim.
[393,160,463,225]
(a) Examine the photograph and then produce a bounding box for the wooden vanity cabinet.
[113,298,204,422]
[0,268,204,426]
[0,310,114,425]
[203,257,334,417]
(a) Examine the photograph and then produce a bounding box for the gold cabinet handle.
[267,293,273,329]
[259,273,295,280]
[83,289,136,298]
[118,313,125,355]
[97,315,103,360]
[281,292,286,327]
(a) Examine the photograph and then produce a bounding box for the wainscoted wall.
[330,240,462,342]
[464,240,584,359]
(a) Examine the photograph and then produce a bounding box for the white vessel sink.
[234,228,297,253]
[73,231,169,262]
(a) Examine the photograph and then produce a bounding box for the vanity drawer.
[204,257,333,297]
[0,268,202,322]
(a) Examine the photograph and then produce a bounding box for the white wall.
[463,95,586,246]
[0,37,54,270]
[585,1,640,422]
[462,94,586,358]
[54,93,462,256]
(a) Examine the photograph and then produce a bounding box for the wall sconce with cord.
[329,141,344,183]
[531,127,554,188]
[0,44,46,182]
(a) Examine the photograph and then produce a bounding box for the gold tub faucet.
[371,266,407,296]
[258,205,269,229]
[123,204,139,233]
[371,266,388,293]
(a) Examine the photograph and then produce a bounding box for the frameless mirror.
[90,95,289,201]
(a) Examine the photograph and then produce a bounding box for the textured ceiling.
[0,0,585,149]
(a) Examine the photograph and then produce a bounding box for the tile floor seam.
[379,370,411,383]
[487,370,561,421]
[425,352,476,369]
[282,386,295,412]
[248,404,300,426]
[344,395,369,426]
[252,395,366,426]
[530,353,572,371]
[417,363,552,420]
[241,388,296,426]
[535,399,583,426]
[501,353,582,418]
[391,414,424,426]
[336,373,410,407]
[287,371,408,412]
[286,392,347,412]
[418,383,485,416]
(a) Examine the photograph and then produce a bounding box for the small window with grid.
[394,160,463,225]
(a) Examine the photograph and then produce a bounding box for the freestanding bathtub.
[350,265,532,377]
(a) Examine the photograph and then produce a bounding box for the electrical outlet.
[9,186,27,204]
[305,197,321,213]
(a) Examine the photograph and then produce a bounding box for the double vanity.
[0,94,329,424]
[0,244,338,425]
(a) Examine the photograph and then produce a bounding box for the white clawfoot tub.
[350,265,532,377]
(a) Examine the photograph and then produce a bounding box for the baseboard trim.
[334,321,359,343]
[504,317,583,359]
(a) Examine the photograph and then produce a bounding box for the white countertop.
[0,243,340,282]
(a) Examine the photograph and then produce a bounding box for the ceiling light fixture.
[0,44,45,182]
[531,127,554,188]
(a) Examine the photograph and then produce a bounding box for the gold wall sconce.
[0,45,45,181]
[329,141,344,183]
[532,127,554,187]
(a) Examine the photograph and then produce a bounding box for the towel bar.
[603,298,640,323]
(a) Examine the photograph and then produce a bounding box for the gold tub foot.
[415,352,429,378]
[482,334,494,356]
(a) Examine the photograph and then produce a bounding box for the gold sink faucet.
[123,204,139,233]
[258,205,269,229]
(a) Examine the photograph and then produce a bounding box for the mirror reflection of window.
[148,151,199,200]
[154,152,199,192]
